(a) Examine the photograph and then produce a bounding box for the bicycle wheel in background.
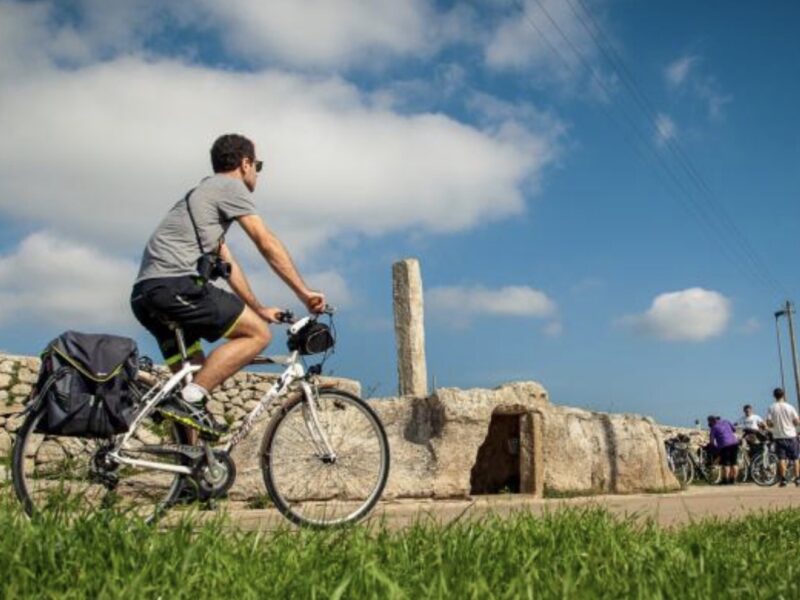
[672,454,694,486]
[261,389,390,528]
[750,451,779,487]
[736,451,750,483]
[12,403,188,520]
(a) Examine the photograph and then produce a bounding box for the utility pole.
[776,301,800,411]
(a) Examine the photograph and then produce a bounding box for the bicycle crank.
[193,449,236,501]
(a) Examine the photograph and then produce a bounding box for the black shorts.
[775,438,800,461]
[131,276,245,365]
[718,444,739,467]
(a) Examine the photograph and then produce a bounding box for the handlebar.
[275,305,335,325]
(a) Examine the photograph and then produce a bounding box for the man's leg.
[192,306,271,393]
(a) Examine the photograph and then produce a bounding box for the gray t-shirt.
[135,175,256,282]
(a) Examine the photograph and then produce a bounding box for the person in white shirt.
[738,404,766,434]
[765,388,800,487]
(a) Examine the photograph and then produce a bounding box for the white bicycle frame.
[108,317,336,476]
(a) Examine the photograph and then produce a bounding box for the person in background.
[738,404,766,435]
[706,415,740,485]
[765,388,800,487]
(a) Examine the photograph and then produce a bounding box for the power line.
[566,0,790,299]
[511,0,788,299]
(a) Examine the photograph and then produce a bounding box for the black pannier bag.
[287,321,335,356]
[32,331,140,438]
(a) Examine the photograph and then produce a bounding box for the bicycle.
[742,431,779,487]
[12,308,391,528]
[664,435,694,486]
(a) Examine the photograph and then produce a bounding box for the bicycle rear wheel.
[672,454,694,486]
[261,389,390,528]
[12,405,188,520]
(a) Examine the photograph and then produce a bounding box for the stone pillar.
[392,258,428,397]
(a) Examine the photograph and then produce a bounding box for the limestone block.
[6,414,25,433]
[244,400,259,411]
[11,383,32,397]
[0,403,25,417]
[206,400,225,416]
[0,390,8,401]
[0,361,14,375]
[17,369,37,384]
[36,440,66,464]
[0,417,5,427]
[392,259,428,398]
[24,358,41,371]
[0,374,11,388]
[0,429,11,456]
[228,406,247,421]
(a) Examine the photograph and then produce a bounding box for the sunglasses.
[254,160,263,173]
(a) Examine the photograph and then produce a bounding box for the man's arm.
[218,241,261,311]
[237,214,325,312]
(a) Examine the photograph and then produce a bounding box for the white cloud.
[428,285,557,321]
[195,0,446,70]
[663,54,732,120]
[4,0,472,72]
[739,317,761,335]
[655,113,677,145]
[618,288,732,342]
[484,0,608,94]
[0,4,559,267]
[0,232,138,331]
[664,55,697,87]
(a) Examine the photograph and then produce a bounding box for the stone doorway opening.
[470,412,536,495]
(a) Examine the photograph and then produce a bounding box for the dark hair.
[774,387,785,400]
[707,415,718,425]
[743,404,752,411]
[210,134,255,173]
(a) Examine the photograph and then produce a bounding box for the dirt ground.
[216,483,800,531]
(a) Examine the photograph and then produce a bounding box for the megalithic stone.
[392,258,428,397]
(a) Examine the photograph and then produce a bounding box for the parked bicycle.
[665,434,727,486]
[12,308,391,527]
[743,431,779,487]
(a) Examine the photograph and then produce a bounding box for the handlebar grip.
[276,310,295,324]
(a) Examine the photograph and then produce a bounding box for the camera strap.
[183,188,206,255]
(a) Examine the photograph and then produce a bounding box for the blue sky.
[0,0,798,426]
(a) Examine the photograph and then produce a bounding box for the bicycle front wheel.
[12,406,188,520]
[750,451,779,487]
[261,389,390,528]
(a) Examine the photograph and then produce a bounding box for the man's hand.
[302,291,326,314]
[256,306,286,324]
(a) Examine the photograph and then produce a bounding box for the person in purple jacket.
[706,415,740,484]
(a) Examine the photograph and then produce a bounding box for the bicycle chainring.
[194,450,236,500]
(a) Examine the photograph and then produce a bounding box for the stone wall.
[1,353,679,499]
[0,353,360,470]
[371,381,679,499]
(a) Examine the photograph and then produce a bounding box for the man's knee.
[228,308,271,350]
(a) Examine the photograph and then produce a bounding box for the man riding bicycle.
[130,133,325,437]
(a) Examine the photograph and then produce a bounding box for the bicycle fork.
[300,381,337,462]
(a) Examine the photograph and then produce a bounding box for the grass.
[1,491,800,599]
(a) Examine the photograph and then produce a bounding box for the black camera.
[196,253,232,281]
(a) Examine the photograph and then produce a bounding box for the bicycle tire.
[672,453,694,486]
[12,404,188,519]
[261,389,390,528]
[736,451,749,483]
[750,451,779,487]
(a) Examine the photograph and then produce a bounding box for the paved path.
[221,484,800,531]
